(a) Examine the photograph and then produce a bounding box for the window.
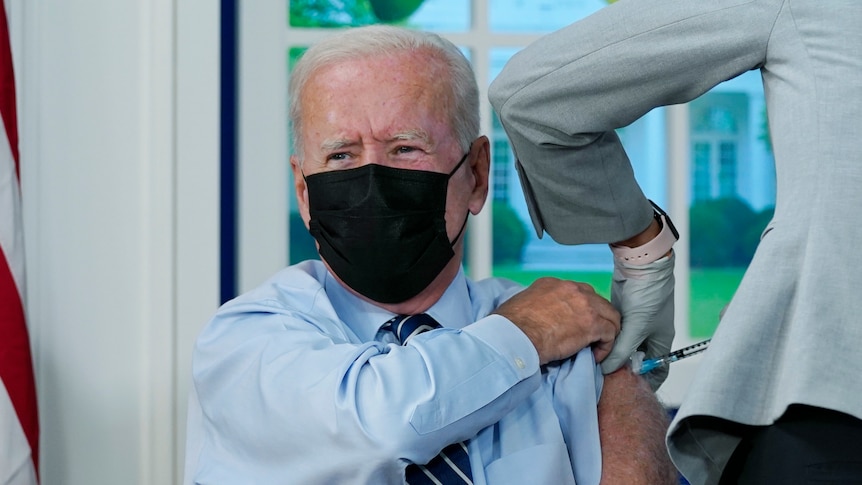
[719,141,738,197]
[693,142,711,202]
[236,0,775,401]
[687,82,775,338]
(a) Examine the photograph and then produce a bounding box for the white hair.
[288,25,480,159]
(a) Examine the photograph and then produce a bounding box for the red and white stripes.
[0,0,39,482]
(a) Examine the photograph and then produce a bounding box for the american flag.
[0,0,39,483]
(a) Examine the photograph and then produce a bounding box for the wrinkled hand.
[493,277,621,365]
[601,253,675,391]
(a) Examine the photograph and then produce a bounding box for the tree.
[689,197,773,268]
[289,0,425,27]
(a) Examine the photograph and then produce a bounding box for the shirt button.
[514,357,526,369]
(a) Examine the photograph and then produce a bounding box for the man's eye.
[327,153,348,161]
[396,146,417,154]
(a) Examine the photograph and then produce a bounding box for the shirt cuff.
[462,314,540,380]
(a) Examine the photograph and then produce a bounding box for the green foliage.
[289,0,377,27]
[689,197,774,268]
[368,0,425,22]
[289,0,425,27]
[491,201,528,265]
[463,202,529,266]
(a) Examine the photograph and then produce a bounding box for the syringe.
[636,339,711,375]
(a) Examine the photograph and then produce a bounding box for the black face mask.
[304,153,469,304]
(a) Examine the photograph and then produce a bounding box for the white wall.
[237,0,288,293]
[20,1,220,483]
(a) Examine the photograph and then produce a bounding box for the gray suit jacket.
[489,0,862,483]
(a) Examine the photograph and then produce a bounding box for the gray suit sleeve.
[489,0,779,245]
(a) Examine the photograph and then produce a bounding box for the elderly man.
[183,25,675,485]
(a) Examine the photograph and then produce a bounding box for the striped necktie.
[385,314,474,484]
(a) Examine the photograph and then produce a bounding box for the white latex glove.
[601,252,675,391]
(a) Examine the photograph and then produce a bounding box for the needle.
[636,339,711,375]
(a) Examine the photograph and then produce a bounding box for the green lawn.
[491,265,745,338]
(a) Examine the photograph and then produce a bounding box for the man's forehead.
[299,50,456,154]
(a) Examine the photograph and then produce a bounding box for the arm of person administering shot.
[487,3,689,392]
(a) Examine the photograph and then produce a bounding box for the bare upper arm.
[596,368,678,485]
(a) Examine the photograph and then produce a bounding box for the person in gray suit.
[489,0,862,483]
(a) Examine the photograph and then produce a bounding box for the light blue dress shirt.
[184,261,603,484]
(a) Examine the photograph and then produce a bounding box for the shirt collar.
[324,268,474,342]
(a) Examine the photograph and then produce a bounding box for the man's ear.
[290,155,311,228]
[467,136,490,215]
